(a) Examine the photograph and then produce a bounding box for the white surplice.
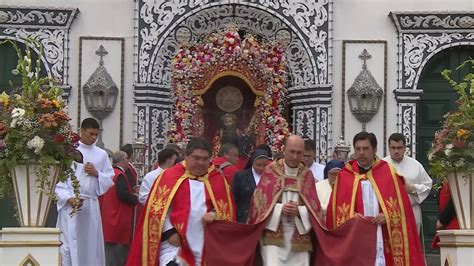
[315,179,332,221]
[383,156,433,232]
[361,180,386,266]
[138,167,164,205]
[309,162,325,182]
[55,141,114,266]
[159,179,207,266]
[260,163,312,266]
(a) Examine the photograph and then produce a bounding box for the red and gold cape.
[326,159,424,265]
[126,162,235,266]
[204,159,378,266]
[247,158,322,223]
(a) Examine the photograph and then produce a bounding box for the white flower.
[445,144,453,156]
[454,158,466,168]
[11,108,25,118]
[27,72,34,78]
[10,118,18,128]
[428,153,434,161]
[27,136,45,154]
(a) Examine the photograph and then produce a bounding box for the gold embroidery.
[260,175,271,187]
[216,199,232,221]
[336,203,350,227]
[148,216,161,265]
[262,228,284,247]
[151,185,171,215]
[251,188,268,222]
[385,196,404,265]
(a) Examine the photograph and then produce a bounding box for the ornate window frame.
[0,6,79,97]
[390,11,474,157]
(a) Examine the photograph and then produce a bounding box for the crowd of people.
[55,117,451,266]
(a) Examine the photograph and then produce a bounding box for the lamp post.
[82,45,118,148]
[333,136,351,163]
[347,49,383,131]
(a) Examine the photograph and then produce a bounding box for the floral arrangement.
[428,58,474,179]
[167,28,290,151]
[0,38,80,204]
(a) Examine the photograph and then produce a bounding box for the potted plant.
[0,38,80,227]
[428,58,474,229]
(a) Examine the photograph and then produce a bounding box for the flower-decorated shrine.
[166,28,290,151]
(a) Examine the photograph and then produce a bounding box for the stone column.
[0,227,61,265]
[438,230,474,265]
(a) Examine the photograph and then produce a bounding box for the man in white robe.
[302,138,325,182]
[383,133,433,232]
[55,118,114,266]
[138,148,178,205]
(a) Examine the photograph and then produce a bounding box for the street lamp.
[347,49,383,131]
[82,45,118,148]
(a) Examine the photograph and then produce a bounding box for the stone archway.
[390,12,474,157]
[134,1,333,163]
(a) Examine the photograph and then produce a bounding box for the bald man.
[247,135,323,265]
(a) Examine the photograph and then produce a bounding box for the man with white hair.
[100,151,138,265]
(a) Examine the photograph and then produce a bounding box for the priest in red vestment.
[126,138,235,266]
[326,132,425,265]
[203,135,379,266]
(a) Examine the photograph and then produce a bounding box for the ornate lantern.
[131,137,147,179]
[347,49,383,131]
[83,45,119,148]
[333,136,351,162]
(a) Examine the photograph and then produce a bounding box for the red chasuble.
[126,162,235,266]
[326,159,425,265]
[100,167,135,244]
[204,159,378,266]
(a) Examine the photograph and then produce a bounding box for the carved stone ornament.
[136,1,330,89]
[347,49,383,131]
[390,11,474,157]
[0,6,79,97]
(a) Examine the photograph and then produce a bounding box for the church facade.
[0,0,473,256]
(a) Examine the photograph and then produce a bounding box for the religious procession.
[0,1,473,266]
[49,116,433,266]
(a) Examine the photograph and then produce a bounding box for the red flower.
[453,139,467,149]
[54,111,70,121]
[54,134,65,143]
[0,122,7,137]
[71,133,80,143]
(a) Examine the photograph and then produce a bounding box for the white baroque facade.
[0,0,472,163]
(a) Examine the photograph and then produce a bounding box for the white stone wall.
[1,0,473,155]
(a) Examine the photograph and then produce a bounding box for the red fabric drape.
[204,215,377,266]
